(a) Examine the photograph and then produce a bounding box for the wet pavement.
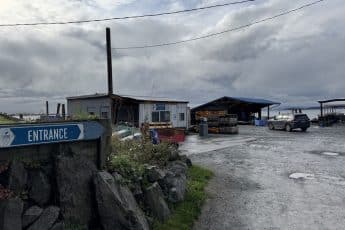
[180,125,345,230]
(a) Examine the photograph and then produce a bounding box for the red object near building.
[156,128,185,145]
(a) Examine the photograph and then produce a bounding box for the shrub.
[72,110,98,120]
[107,154,144,188]
[110,137,173,166]
[107,137,174,186]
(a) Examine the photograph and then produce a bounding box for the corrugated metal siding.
[67,98,112,118]
[139,103,188,128]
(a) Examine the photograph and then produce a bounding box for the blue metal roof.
[230,97,280,105]
[192,96,280,111]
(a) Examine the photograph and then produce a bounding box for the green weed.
[153,165,214,230]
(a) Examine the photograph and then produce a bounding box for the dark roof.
[66,93,109,100]
[66,93,188,103]
[119,95,188,103]
[230,97,280,105]
[318,98,345,104]
[192,96,280,110]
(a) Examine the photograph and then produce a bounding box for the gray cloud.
[0,0,344,113]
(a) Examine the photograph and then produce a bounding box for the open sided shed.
[318,98,345,118]
[191,96,280,124]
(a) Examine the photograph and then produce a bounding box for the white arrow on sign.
[0,128,15,147]
[78,124,84,139]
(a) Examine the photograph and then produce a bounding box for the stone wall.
[0,119,112,229]
[0,119,192,230]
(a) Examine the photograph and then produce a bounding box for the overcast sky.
[0,0,344,113]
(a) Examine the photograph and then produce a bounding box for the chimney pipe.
[46,101,49,115]
[62,104,66,120]
[56,103,61,115]
[106,27,113,95]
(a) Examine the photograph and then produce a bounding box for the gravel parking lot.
[181,125,345,230]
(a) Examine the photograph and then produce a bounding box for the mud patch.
[289,173,315,180]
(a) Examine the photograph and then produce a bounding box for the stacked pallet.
[149,122,173,129]
[195,110,226,120]
[196,111,238,134]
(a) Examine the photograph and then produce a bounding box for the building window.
[160,111,171,122]
[179,113,185,121]
[100,106,110,119]
[101,112,108,119]
[87,106,96,113]
[152,111,160,122]
[154,103,166,111]
[151,111,170,122]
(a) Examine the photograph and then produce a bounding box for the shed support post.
[320,103,323,118]
[258,110,262,120]
[267,105,270,119]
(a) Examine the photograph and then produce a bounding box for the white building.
[67,93,189,129]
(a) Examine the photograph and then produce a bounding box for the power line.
[113,0,326,50]
[0,0,255,27]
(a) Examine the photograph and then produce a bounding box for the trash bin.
[199,118,208,137]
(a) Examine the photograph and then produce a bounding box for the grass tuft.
[0,115,15,124]
[153,165,214,230]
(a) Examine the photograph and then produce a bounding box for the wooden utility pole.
[106,28,115,124]
[106,27,113,95]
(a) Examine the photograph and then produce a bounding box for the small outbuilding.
[67,93,189,129]
[191,96,280,124]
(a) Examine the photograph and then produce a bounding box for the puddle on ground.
[289,173,315,180]
[321,152,339,156]
[308,150,343,157]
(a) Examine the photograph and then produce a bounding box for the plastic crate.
[254,119,268,126]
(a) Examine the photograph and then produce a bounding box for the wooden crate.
[208,127,220,134]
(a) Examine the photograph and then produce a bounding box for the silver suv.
[268,113,310,132]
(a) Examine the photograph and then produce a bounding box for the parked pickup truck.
[268,113,310,132]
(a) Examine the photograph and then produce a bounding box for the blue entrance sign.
[0,121,105,148]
